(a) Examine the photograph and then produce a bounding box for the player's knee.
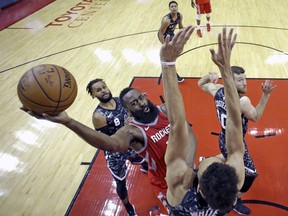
[206,13,211,18]
[115,179,128,200]
[240,175,257,193]
[196,14,201,20]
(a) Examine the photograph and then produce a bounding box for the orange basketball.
[17,64,78,115]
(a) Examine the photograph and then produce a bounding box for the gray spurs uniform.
[95,97,145,180]
[167,176,225,216]
[214,87,258,191]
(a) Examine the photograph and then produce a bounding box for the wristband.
[160,61,176,66]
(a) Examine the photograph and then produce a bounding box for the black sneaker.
[233,199,250,215]
[177,74,184,83]
[127,204,137,216]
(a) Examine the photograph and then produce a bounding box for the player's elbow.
[197,80,203,87]
[197,81,208,92]
[246,111,259,122]
[109,137,129,153]
[249,116,258,122]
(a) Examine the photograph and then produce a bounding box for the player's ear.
[125,108,132,116]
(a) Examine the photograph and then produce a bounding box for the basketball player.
[158,1,184,83]
[161,26,245,215]
[198,68,276,214]
[191,0,212,37]
[23,79,195,213]
[86,78,148,215]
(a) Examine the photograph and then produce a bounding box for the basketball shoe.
[197,29,202,37]
[233,199,250,215]
[206,23,211,32]
[177,74,184,83]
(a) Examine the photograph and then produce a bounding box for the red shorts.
[148,172,167,196]
[196,2,212,14]
[148,172,168,209]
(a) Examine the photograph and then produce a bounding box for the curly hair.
[199,162,238,213]
[86,78,104,96]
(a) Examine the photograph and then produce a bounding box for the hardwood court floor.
[0,0,288,215]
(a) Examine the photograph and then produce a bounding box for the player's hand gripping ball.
[17,64,78,115]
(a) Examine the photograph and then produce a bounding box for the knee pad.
[115,178,128,200]
[196,14,201,20]
[206,13,211,18]
[240,175,257,193]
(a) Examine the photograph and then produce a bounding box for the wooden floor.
[0,0,288,215]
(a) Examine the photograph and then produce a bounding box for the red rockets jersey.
[129,107,170,191]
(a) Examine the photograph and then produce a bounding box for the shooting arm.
[64,118,131,152]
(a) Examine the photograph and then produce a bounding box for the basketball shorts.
[104,148,145,180]
[164,33,175,41]
[219,133,258,177]
[196,2,212,14]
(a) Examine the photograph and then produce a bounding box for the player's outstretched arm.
[160,26,195,163]
[22,108,131,152]
[210,28,245,189]
[241,80,277,122]
[160,27,197,202]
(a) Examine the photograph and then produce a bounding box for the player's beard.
[130,100,159,124]
[97,92,113,103]
[237,86,247,95]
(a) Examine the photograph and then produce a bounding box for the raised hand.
[261,80,277,94]
[209,71,219,84]
[209,28,237,75]
[42,111,71,125]
[160,25,195,62]
[20,106,46,120]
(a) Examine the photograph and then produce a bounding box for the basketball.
[17,64,78,115]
